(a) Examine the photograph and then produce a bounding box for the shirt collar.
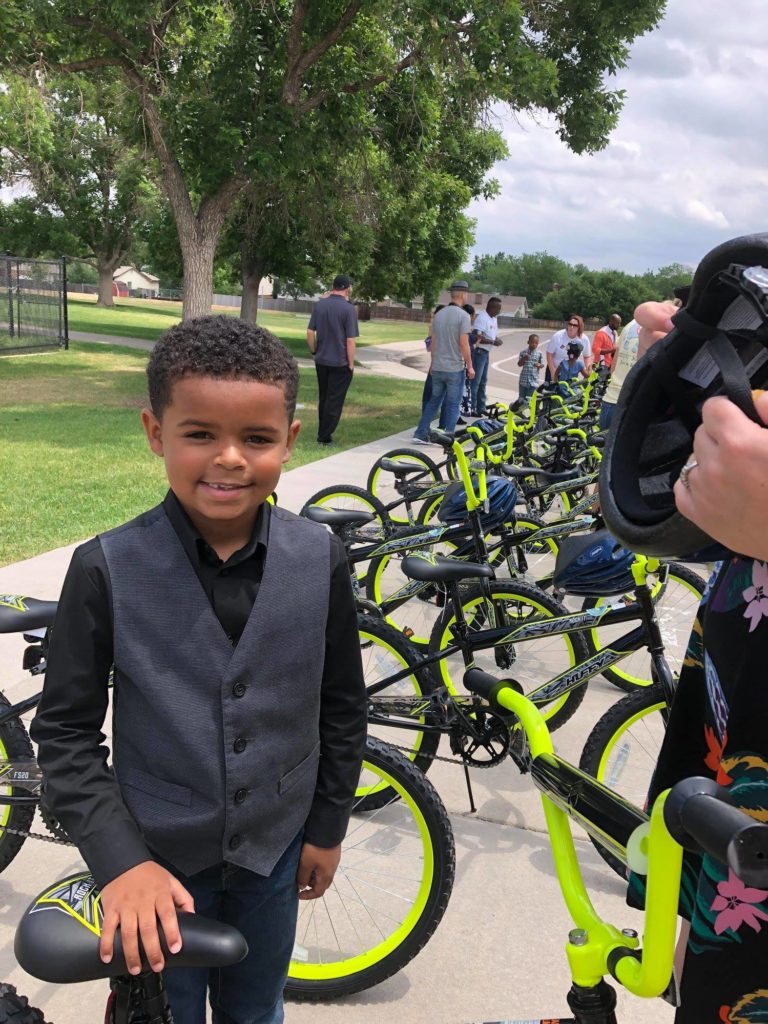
[163,491,270,569]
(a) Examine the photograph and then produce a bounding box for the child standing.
[32,316,367,1024]
[554,341,589,393]
[516,333,544,406]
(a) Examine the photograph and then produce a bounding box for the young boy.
[516,333,544,405]
[555,341,590,394]
[31,316,367,1024]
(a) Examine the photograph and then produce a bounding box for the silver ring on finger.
[679,457,699,489]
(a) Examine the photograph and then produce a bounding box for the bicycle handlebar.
[664,777,768,887]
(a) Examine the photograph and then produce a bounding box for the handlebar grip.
[664,777,768,888]
[463,669,521,716]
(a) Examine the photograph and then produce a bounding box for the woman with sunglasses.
[544,314,589,381]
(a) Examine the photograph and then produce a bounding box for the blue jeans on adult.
[160,831,303,1024]
[469,346,490,415]
[599,401,616,430]
[415,369,465,438]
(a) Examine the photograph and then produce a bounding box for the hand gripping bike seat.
[303,507,374,529]
[0,596,58,634]
[15,873,248,984]
[400,552,494,584]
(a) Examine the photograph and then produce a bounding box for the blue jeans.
[599,401,616,430]
[518,384,536,404]
[415,369,465,437]
[160,832,303,1024]
[469,347,490,414]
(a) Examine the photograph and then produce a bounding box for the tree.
[5,0,666,319]
[0,197,79,257]
[0,73,158,305]
[533,268,655,323]
[467,251,574,304]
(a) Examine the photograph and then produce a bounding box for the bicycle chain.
[0,823,74,846]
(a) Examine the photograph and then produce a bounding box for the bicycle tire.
[367,449,442,525]
[429,580,590,731]
[0,695,36,874]
[285,737,455,1000]
[358,615,440,798]
[578,683,668,876]
[584,563,705,692]
[300,485,390,536]
[0,985,48,1024]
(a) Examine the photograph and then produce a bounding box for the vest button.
[234,737,247,753]
[234,788,248,804]
[232,681,247,698]
[229,834,241,850]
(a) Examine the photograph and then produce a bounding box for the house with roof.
[112,266,160,297]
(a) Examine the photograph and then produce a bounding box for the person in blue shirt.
[554,341,589,395]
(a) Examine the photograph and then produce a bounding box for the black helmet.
[600,233,768,559]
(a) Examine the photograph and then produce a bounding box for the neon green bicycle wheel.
[0,696,36,873]
[366,449,442,525]
[286,737,455,999]
[585,563,704,691]
[428,580,590,731]
[579,683,668,875]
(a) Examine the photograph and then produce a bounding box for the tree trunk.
[180,233,217,320]
[96,262,115,307]
[240,252,265,324]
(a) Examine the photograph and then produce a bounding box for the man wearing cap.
[307,274,360,445]
[413,280,475,443]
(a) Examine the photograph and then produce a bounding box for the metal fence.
[1,255,68,354]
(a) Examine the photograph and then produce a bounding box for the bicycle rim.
[287,747,448,990]
[588,567,704,689]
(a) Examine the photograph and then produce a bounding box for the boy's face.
[529,338,539,350]
[142,375,300,537]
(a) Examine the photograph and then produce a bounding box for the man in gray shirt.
[306,274,360,444]
[413,281,475,442]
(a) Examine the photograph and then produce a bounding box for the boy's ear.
[141,407,164,457]
[283,419,301,463]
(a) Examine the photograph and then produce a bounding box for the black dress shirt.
[31,492,367,883]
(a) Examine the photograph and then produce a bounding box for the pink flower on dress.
[743,561,768,632]
[711,870,768,935]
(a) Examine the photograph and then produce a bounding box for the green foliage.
[2,0,667,314]
[0,197,79,257]
[467,251,574,305]
[532,264,692,322]
[0,72,160,275]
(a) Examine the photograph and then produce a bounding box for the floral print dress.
[633,556,768,1022]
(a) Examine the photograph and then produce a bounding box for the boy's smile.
[142,375,300,552]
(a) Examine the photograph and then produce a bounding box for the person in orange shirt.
[591,312,621,370]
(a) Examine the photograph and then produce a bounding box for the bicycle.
[456,664,768,1023]
[0,601,456,998]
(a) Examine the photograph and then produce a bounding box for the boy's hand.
[99,861,194,975]
[297,842,341,901]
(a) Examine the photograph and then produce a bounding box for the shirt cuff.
[80,821,154,887]
[303,800,349,849]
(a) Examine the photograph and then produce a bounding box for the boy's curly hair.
[147,316,299,420]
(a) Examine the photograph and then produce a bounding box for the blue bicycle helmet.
[552,528,636,596]
[437,476,518,531]
[468,418,505,437]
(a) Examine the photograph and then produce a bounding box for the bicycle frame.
[367,557,676,716]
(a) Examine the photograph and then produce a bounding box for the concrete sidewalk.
[0,346,671,1022]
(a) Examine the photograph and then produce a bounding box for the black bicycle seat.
[401,553,493,584]
[501,464,581,486]
[427,429,455,450]
[303,507,374,529]
[378,458,428,476]
[15,873,248,984]
[0,596,58,634]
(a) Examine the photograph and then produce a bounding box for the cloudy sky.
[467,0,768,274]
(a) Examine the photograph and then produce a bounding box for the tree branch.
[148,0,184,60]
[54,57,124,73]
[295,45,422,113]
[62,17,136,56]
[283,0,364,106]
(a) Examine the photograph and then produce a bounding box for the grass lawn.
[67,296,424,358]
[0,342,423,565]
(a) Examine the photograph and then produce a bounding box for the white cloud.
[469,1,768,274]
[684,199,729,229]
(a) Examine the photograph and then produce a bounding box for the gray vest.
[100,504,330,877]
